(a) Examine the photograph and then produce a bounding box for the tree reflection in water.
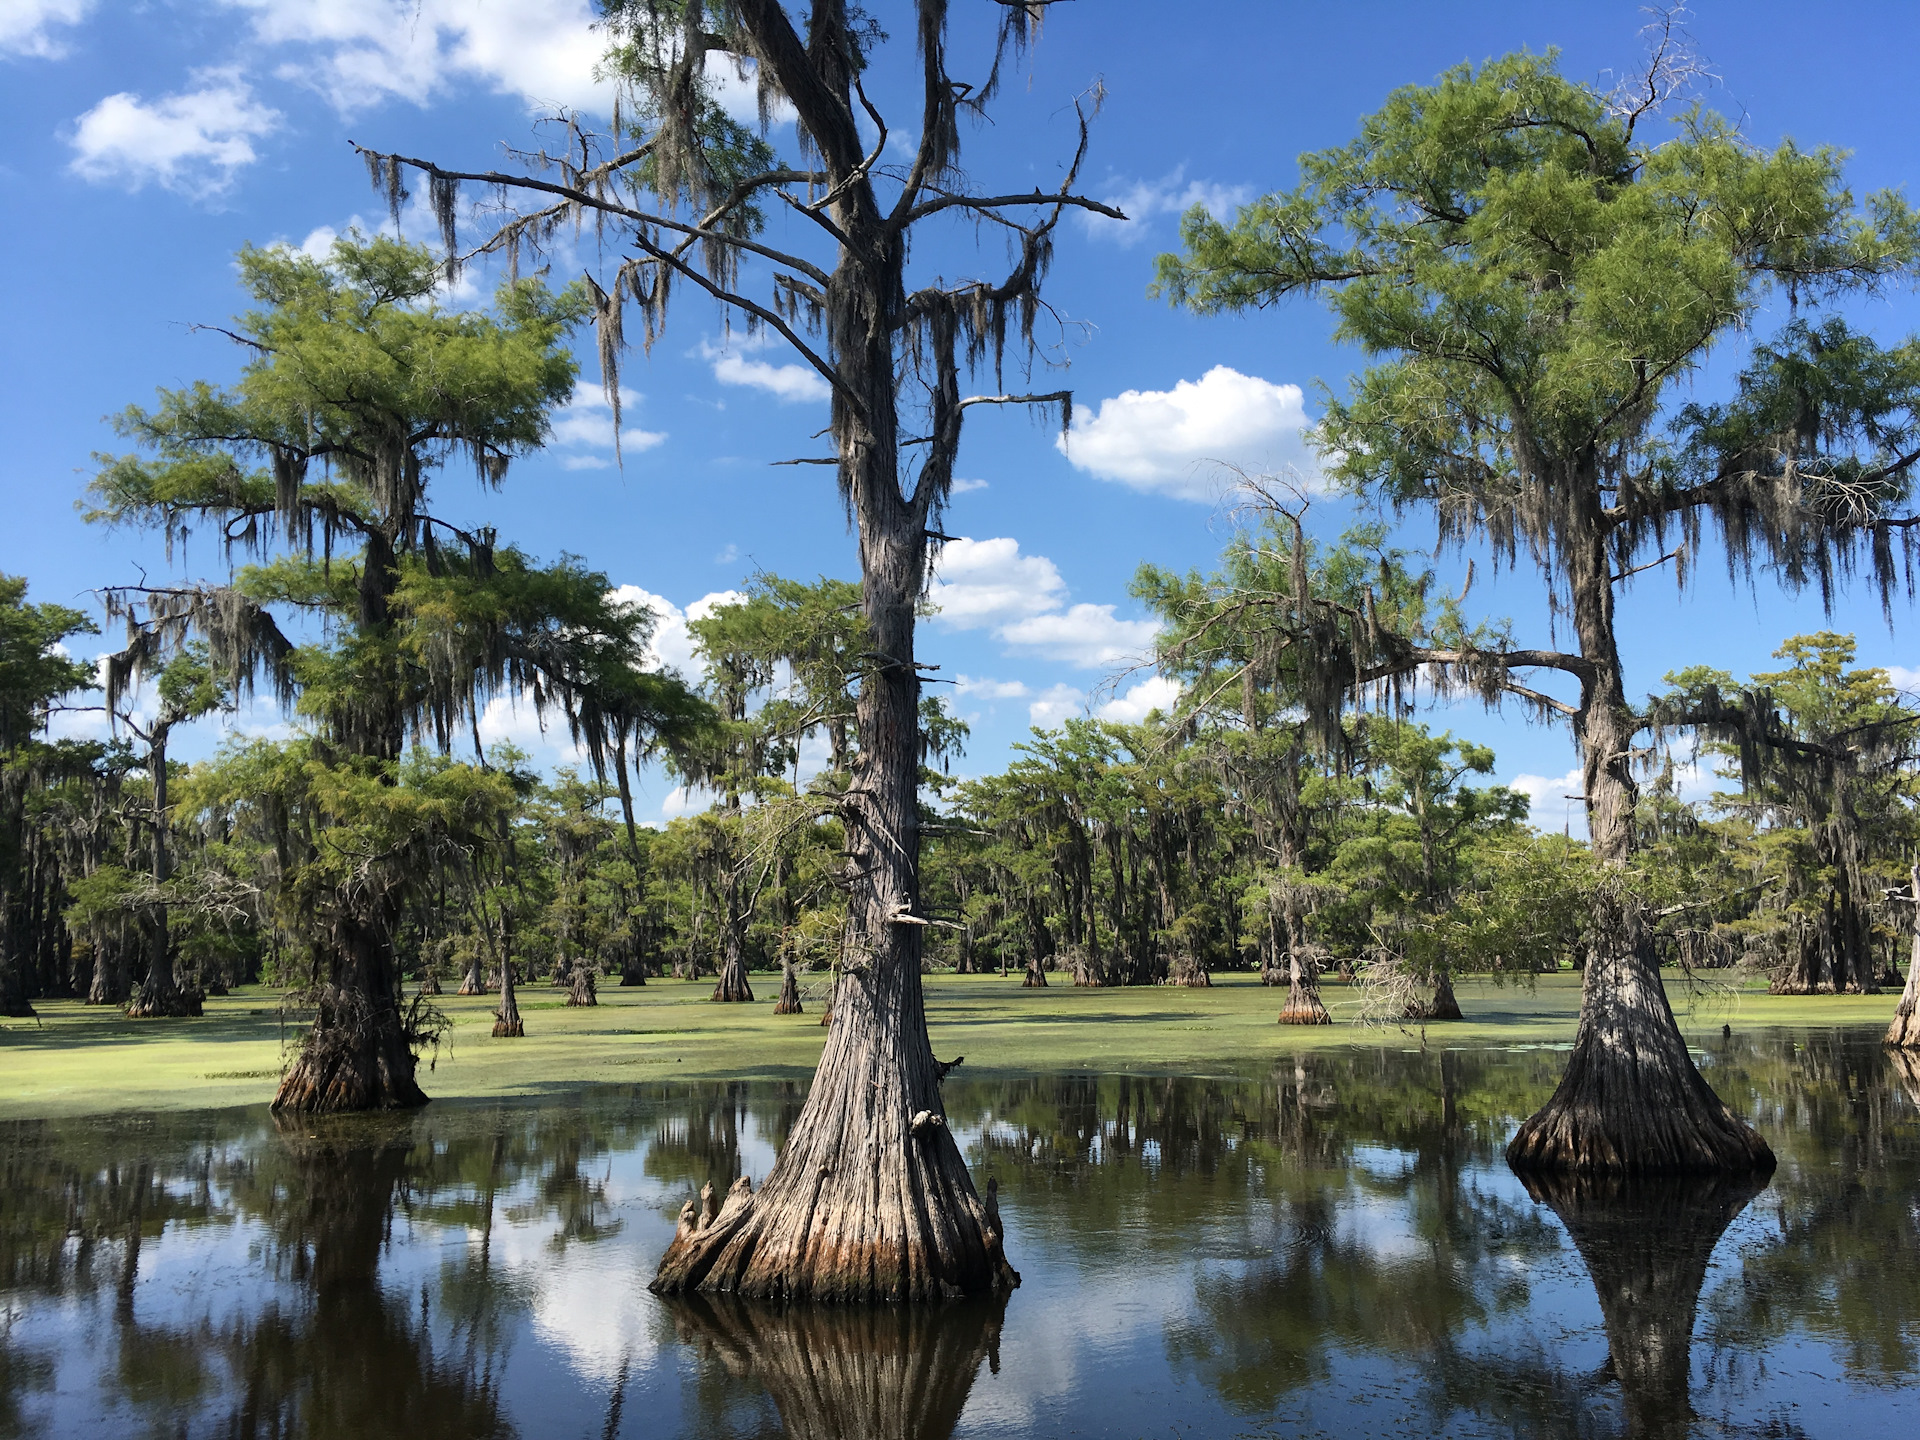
[0,1034,1916,1438]
[667,1295,1004,1440]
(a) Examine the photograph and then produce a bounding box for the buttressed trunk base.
[1508,898,1774,1175]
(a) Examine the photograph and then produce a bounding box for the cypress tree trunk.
[712,885,755,1002]
[1510,497,1772,1175]
[1886,867,1920,1049]
[1406,971,1462,1021]
[417,968,442,997]
[773,956,803,1015]
[652,366,1015,1298]
[1277,933,1330,1025]
[567,965,597,1007]
[493,957,524,1038]
[125,730,200,1019]
[272,906,424,1110]
[456,953,487,995]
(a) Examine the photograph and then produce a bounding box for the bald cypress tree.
[1157,39,1920,1173]
[88,236,697,1110]
[363,1,1115,1299]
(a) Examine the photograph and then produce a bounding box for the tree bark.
[125,727,200,1019]
[774,957,804,1015]
[272,908,425,1111]
[456,954,487,995]
[1886,867,1920,1048]
[712,903,756,1003]
[493,956,524,1038]
[1406,971,1462,1021]
[1510,482,1772,1175]
[567,965,597,1007]
[1521,1170,1768,1440]
[1277,937,1330,1025]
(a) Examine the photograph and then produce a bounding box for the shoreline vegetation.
[0,971,1897,1120]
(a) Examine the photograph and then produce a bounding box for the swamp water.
[2,1032,1916,1439]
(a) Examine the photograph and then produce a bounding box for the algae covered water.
[2,1033,1916,1438]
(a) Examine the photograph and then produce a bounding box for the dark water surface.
[3,1032,1917,1439]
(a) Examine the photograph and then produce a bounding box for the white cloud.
[1096,675,1181,724]
[68,69,280,196]
[221,0,612,114]
[549,382,666,464]
[954,675,1029,701]
[1508,768,1586,837]
[999,604,1160,668]
[1,0,91,57]
[609,585,746,675]
[1887,664,1920,693]
[950,477,989,495]
[1082,166,1250,247]
[700,336,830,404]
[1058,365,1317,500]
[928,537,1067,630]
[1029,683,1084,728]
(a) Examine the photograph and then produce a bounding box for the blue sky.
[4,0,1920,831]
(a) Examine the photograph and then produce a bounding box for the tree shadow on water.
[663,1292,1006,1440]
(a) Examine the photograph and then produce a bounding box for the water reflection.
[2,1034,1917,1438]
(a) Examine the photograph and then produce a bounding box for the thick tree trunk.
[1278,940,1330,1024]
[1168,953,1211,987]
[456,954,487,995]
[567,965,597,1007]
[1509,889,1773,1174]
[1521,1171,1767,1440]
[1021,952,1048,988]
[417,968,442,997]
[272,911,425,1111]
[1511,494,1772,1175]
[621,949,647,986]
[664,1292,1006,1440]
[653,372,1014,1298]
[86,938,131,1006]
[1886,867,1920,1048]
[1406,970,1463,1021]
[493,957,524,1037]
[773,957,804,1014]
[712,906,755,1002]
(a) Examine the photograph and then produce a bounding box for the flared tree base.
[773,968,804,1014]
[1278,978,1331,1025]
[125,989,205,1019]
[417,973,442,997]
[712,961,755,1003]
[1888,1001,1920,1048]
[271,992,428,1113]
[1404,975,1463,1022]
[1508,940,1774,1176]
[1168,958,1211,987]
[566,970,597,1007]
[492,1016,524,1037]
[0,998,36,1018]
[1021,960,1047,988]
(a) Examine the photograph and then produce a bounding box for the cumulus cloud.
[1096,675,1182,724]
[954,675,1029,701]
[1082,166,1250,247]
[68,69,280,196]
[1508,767,1586,836]
[949,477,989,495]
[548,383,667,468]
[1028,683,1084,728]
[219,0,611,113]
[609,585,747,675]
[699,336,830,403]
[1887,664,1920,693]
[998,604,1161,669]
[1,0,91,57]
[928,537,1067,630]
[1058,365,1317,500]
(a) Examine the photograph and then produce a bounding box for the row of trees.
[11,2,1920,1300]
